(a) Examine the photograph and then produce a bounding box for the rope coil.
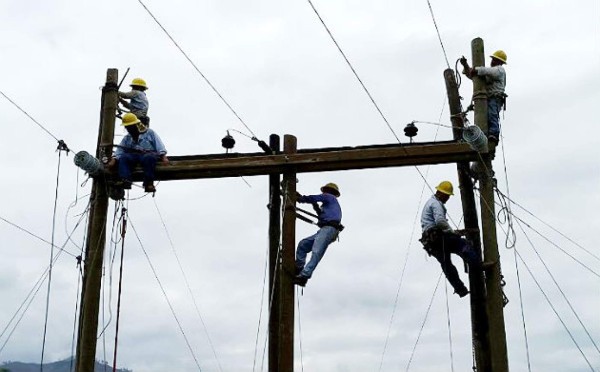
[462,126,488,152]
[74,151,104,176]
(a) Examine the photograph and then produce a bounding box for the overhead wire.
[496,188,600,263]
[135,0,258,139]
[443,280,455,372]
[513,248,596,371]
[0,207,89,355]
[152,198,224,372]
[378,95,446,371]
[515,218,600,355]
[128,216,204,371]
[405,273,443,372]
[305,0,401,143]
[424,0,451,69]
[510,233,532,372]
[40,147,67,370]
[296,288,305,372]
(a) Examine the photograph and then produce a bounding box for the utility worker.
[108,113,168,193]
[119,78,150,127]
[293,183,344,287]
[420,181,479,297]
[461,50,507,144]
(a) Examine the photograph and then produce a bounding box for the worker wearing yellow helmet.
[420,181,480,298]
[107,113,168,193]
[118,77,150,127]
[293,182,344,287]
[460,49,508,144]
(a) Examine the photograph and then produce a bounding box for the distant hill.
[1,358,131,372]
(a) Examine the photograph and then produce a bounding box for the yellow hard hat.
[435,181,454,196]
[121,113,141,127]
[130,78,148,89]
[490,50,507,64]
[321,182,340,197]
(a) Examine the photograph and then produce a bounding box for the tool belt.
[420,228,443,256]
[490,92,508,111]
[318,220,345,232]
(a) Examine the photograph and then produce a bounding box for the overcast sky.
[1,0,599,371]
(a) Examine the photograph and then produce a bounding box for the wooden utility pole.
[268,134,282,371]
[76,69,118,372]
[471,37,509,371]
[444,68,492,371]
[279,135,297,371]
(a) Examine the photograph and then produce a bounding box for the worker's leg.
[140,154,158,186]
[117,153,141,183]
[444,234,479,266]
[487,98,501,139]
[299,226,337,278]
[295,233,317,274]
[431,246,467,293]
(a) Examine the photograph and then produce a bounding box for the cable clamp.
[56,139,70,155]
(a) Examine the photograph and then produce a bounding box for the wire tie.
[56,139,70,154]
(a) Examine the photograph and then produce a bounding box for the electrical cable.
[405,273,443,372]
[297,288,305,372]
[305,0,402,143]
[0,89,61,143]
[443,280,456,372]
[510,240,532,372]
[152,198,224,372]
[378,96,447,371]
[497,189,600,263]
[135,0,258,139]
[40,149,66,371]
[424,0,451,69]
[514,249,596,371]
[515,218,600,355]
[253,237,271,372]
[0,215,80,259]
[112,207,127,372]
[128,216,204,371]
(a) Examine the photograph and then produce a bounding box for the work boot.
[144,183,156,193]
[293,275,309,287]
[455,287,470,298]
[295,266,303,276]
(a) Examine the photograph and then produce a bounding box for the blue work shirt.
[421,195,452,233]
[114,128,167,159]
[298,193,342,224]
[119,90,148,114]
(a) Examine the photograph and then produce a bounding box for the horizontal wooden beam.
[137,140,479,182]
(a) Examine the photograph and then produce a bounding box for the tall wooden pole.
[471,38,509,372]
[76,69,118,372]
[444,69,492,371]
[279,135,297,372]
[268,134,282,372]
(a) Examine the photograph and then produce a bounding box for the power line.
[0,89,72,151]
[424,0,451,69]
[128,216,204,371]
[305,0,402,143]
[514,249,596,371]
[405,273,442,371]
[152,198,224,372]
[135,0,258,139]
[515,218,600,355]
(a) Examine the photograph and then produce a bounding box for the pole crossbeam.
[123,141,479,182]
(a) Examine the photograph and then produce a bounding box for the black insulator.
[257,140,273,154]
[404,122,418,139]
[221,131,236,150]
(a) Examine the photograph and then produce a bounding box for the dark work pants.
[429,233,479,292]
[118,153,158,186]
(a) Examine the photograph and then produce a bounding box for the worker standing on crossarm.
[420,181,480,298]
[461,50,507,144]
[119,78,150,127]
[293,183,344,287]
[107,113,168,193]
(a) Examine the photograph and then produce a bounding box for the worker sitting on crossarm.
[107,113,168,193]
[293,182,344,287]
[119,78,150,127]
[420,181,480,298]
[460,50,508,145]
